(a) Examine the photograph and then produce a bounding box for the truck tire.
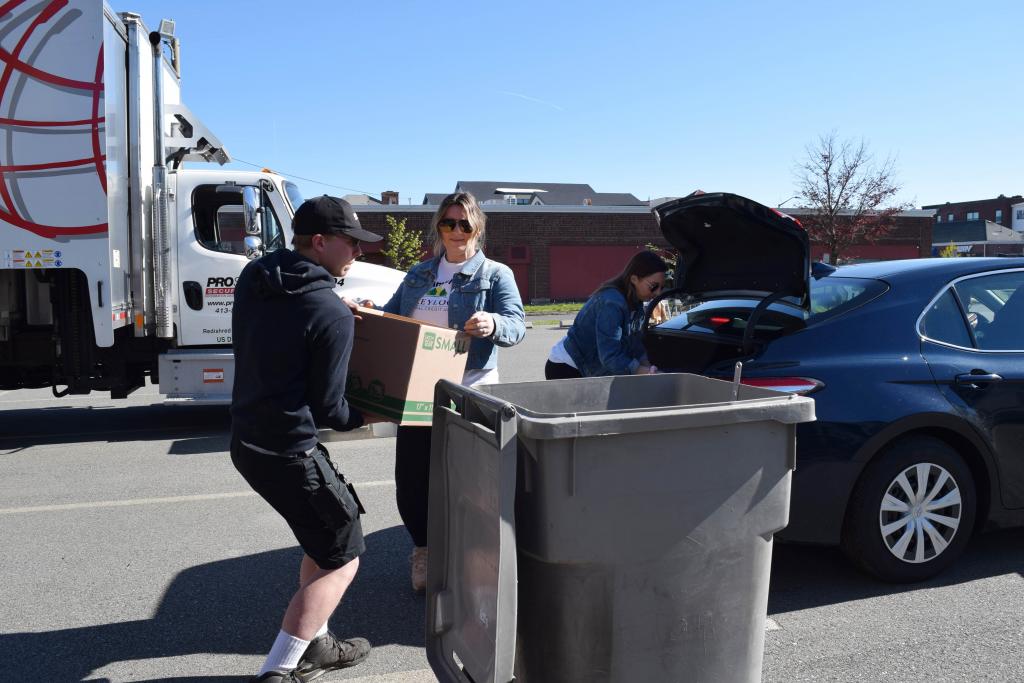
[841,435,976,583]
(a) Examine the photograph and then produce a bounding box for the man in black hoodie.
[230,196,383,683]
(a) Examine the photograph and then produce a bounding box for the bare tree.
[794,131,908,264]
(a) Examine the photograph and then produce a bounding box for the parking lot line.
[0,479,396,515]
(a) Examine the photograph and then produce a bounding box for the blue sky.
[122,0,1023,208]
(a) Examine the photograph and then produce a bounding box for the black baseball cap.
[292,195,383,242]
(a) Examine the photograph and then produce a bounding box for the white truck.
[0,0,401,402]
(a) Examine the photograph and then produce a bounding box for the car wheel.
[841,435,977,583]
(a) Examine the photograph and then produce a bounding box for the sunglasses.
[324,233,359,249]
[438,218,474,234]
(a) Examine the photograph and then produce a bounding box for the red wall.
[811,244,920,263]
[549,245,646,299]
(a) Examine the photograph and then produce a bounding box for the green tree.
[938,243,961,258]
[381,214,424,271]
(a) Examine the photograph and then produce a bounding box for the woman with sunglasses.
[545,250,668,379]
[378,191,526,592]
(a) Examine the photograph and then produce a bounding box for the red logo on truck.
[0,1,109,239]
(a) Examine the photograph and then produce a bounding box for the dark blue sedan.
[645,192,1024,582]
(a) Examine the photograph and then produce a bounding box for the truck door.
[176,182,287,346]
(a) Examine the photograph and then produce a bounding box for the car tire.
[841,435,977,583]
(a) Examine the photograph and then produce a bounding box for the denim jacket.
[563,286,647,376]
[382,250,526,370]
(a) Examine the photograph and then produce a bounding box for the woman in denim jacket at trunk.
[379,192,525,591]
[545,251,667,379]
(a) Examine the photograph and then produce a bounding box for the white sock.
[259,629,310,675]
[315,621,329,638]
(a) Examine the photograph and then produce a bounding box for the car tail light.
[709,316,732,326]
[741,377,823,395]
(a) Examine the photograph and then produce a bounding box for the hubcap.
[879,462,962,564]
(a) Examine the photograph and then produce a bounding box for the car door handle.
[955,372,1003,387]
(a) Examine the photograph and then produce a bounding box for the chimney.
[381,190,399,205]
[583,197,593,206]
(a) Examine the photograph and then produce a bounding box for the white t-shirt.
[547,335,578,368]
[411,257,499,387]
[411,257,459,328]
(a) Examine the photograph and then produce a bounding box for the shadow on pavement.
[0,526,423,681]
[0,404,232,449]
[768,527,1024,614]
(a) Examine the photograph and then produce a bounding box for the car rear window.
[807,276,888,323]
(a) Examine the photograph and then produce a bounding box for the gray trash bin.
[425,373,815,683]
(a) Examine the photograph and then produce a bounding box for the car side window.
[920,289,972,348]
[954,271,1024,351]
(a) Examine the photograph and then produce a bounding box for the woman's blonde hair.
[430,192,487,257]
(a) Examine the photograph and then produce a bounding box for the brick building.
[923,195,1024,230]
[782,208,935,263]
[352,203,935,302]
[353,204,666,302]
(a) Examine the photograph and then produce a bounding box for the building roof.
[442,180,645,206]
[780,207,936,218]
[932,220,1024,244]
[343,193,382,205]
[422,193,450,205]
[922,194,1024,209]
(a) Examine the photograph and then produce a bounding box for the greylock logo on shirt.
[418,277,452,312]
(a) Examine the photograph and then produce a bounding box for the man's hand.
[341,297,366,320]
[463,311,495,338]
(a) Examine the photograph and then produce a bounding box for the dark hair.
[596,250,669,307]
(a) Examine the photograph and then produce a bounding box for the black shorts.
[231,438,365,570]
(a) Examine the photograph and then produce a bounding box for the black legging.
[395,425,433,547]
[545,360,583,380]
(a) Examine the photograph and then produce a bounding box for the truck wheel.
[841,436,976,583]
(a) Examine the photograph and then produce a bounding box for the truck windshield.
[284,182,304,214]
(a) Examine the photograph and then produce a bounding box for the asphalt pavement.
[1,325,1022,682]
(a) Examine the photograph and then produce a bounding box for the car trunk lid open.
[645,192,812,373]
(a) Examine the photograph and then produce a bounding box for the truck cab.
[0,0,401,402]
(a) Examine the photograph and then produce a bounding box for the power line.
[232,157,375,197]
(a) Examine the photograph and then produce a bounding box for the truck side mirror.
[244,235,264,260]
[242,186,261,236]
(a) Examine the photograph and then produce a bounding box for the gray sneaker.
[249,670,302,683]
[296,632,371,680]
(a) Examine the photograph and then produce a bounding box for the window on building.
[1018,209,1024,220]
[948,213,954,222]
[935,215,942,222]
[996,210,1004,223]
[966,211,980,220]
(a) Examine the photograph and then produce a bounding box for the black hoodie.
[230,248,362,453]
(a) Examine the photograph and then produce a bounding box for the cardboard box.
[345,307,469,426]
